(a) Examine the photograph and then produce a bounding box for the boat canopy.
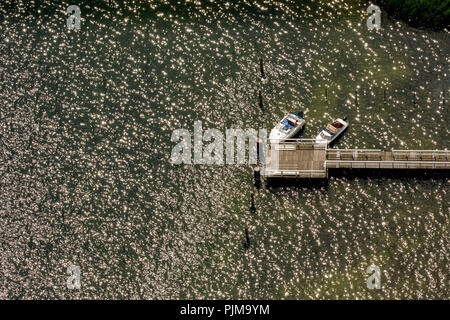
[289,112,303,119]
[283,119,295,129]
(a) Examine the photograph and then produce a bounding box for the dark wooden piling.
[259,58,265,78]
[258,90,263,108]
[253,167,261,189]
[383,88,387,104]
[250,193,256,212]
[257,138,265,165]
[244,227,250,247]
[256,139,261,163]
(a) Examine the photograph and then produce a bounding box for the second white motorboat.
[315,117,348,144]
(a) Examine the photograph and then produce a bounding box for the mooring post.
[258,90,263,108]
[413,90,416,107]
[250,193,256,212]
[253,166,261,189]
[383,88,387,104]
[325,88,328,103]
[355,89,358,106]
[256,138,261,163]
[256,138,265,166]
[259,58,265,78]
[245,227,250,247]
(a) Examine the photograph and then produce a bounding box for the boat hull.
[315,118,348,145]
[269,125,303,141]
[269,112,305,142]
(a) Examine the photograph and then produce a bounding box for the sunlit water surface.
[0,0,448,299]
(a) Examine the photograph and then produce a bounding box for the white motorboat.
[315,117,348,144]
[269,111,305,142]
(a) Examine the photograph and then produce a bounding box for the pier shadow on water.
[265,169,449,189]
[328,168,450,181]
[265,178,329,189]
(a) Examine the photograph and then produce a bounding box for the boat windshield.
[276,122,289,132]
[287,119,296,127]
[281,119,295,130]
[320,132,331,140]
[323,127,335,135]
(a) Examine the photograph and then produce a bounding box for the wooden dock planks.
[264,141,450,178]
[265,142,327,177]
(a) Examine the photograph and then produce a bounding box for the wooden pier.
[264,139,450,178]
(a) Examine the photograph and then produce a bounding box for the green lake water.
[0,0,448,299]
